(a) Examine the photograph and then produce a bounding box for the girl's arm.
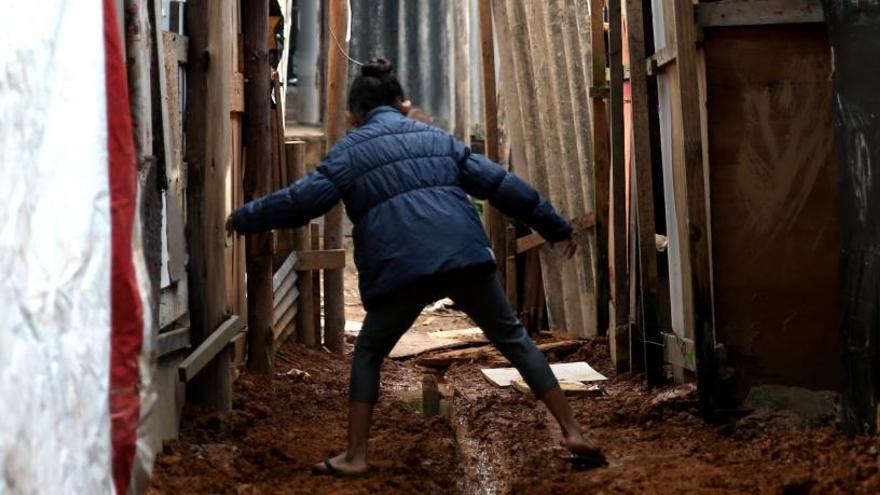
[229,171,341,234]
[454,141,572,243]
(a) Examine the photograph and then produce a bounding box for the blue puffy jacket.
[231,106,572,309]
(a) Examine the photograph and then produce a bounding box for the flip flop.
[559,450,608,471]
[312,458,370,479]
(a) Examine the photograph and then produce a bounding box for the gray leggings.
[349,268,558,403]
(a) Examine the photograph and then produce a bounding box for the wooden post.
[478,0,509,295]
[323,0,349,354]
[454,0,472,145]
[242,0,275,373]
[311,222,322,342]
[607,0,630,370]
[184,0,232,410]
[287,141,317,347]
[670,0,716,411]
[625,0,663,385]
[586,0,613,337]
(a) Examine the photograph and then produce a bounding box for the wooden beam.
[310,222,322,341]
[695,0,823,27]
[671,0,717,413]
[586,0,612,337]
[179,316,244,382]
[295,249,346,271]
[243,0,275,373]
[646,45,676,76]
[157,327,191,357]
[286,141,317,347]
[479,0,509,297]
[516,213,596,254]
[184,0,233,411]
[608,0,628,346]
[454,0,472,145]
[323,0,349,354]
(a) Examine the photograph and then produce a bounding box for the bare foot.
[312,452,369,477]
[562,432,602,456]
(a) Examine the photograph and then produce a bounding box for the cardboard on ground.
[481,361,607,387]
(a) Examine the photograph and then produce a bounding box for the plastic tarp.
[0,0,155,493]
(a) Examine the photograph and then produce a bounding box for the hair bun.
[361,57,394,79]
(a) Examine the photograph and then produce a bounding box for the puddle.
[396,388,453,418]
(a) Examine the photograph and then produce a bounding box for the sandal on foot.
[312,458,369,479]
[559,450,608,471]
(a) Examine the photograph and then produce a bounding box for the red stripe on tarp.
[104,0,144,493]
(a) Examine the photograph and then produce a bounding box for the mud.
[152,272,880,494]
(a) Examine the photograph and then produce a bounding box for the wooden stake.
[311,222,322,343]
[287,141,316,347]
[184,0,233,409]
[323,0,349,354]
[625,0,663,385]
[478,0,509,295]
[586,0,613,337]
[670,0,716,411]
[243,0,274,373]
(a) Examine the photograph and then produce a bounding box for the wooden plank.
[479,0,509,296]
[670,0,717,413]
[161,31,188,284]
[526,0,586,337]
[627,0,664,386]
[184,0,234,410]
[159,280,189,329]
[179,316,244,382]
[646,45,676,76]
[243,0,275,373]
[287,141,317,346]
[415,340,585,368]
[512,378,604,396]
[294,249,346,271]
[310,222,322,342]
[273,287,300,326]
[704,27,837,401]
[497,0,568,330]
[482,361,607,387]
[230,72,245,113]
[323,0,349,354]
[158,326,191,357]
[695,0,823,28]
[272,251,298,289]
[608,0,628,345]
[516,213,596,254]
[586,0,613,337]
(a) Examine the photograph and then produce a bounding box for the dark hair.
[347,57,405,115]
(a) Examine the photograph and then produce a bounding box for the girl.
[228,58,604,477]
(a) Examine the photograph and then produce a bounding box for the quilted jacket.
[231,106,572,308]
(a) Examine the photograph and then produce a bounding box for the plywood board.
[481,361,607,387]
[389,328,489,359]
[704,25,839,400]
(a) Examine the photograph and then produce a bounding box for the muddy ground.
[151,263,880,494]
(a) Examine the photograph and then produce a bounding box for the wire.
[328,24,364,67]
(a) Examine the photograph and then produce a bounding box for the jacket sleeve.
[455,142,573,243]
[230,171,341,234]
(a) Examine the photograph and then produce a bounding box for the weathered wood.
[696,0,823,27]
[453,0,472,144]
[295,249,346,271]
[162,31,188,284]
[185,0,233,410]
[243,0,275,373]
[230,72,245,112]
[323,0,349,354]
[608,0,628,341]
[586,0,612,337]
[496,0,567,330]
[516,213,596,254]
[526,0,586,336]
[285,141,317,346]
[415,340,584,368]
[646,45,676,76]
[670,0,716,413]
[479,0,509,295]
[627,0,664,386]
[179,316,244,382]
[157,326,191,357]
[159,280,189,329]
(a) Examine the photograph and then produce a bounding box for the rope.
[328,24,364,67]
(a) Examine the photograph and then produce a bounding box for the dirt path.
[151,263,880,494]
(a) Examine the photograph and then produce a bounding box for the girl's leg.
[314,295,424,475]
[447,270,600,454]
